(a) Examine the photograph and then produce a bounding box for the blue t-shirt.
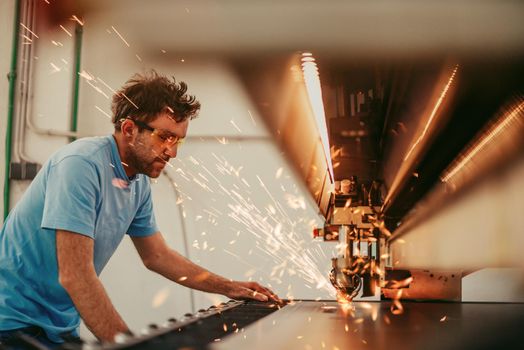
[0,135,158,342]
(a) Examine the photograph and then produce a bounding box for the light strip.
[441,100,524,182]
[404,65,459,161]
[301,52,334,181]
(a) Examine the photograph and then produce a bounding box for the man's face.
[126,113,189,178]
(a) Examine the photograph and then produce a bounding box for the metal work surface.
[96,301,281,350]
[0,301,281,350]
[213,300,524,350]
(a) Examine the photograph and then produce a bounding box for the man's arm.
[131,232,279,302]
[56,230,129,342]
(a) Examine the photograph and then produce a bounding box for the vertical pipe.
[3,0,21,221]
[15,0,36,164]
[69,22,83,143]
[162,170,196,313]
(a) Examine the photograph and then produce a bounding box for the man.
[0,71,278,347]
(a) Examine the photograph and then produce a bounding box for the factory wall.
[1,2,332,340]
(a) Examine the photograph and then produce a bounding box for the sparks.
[78,70,95,81]
[49,62,61,73]
[71,15,84,26]
[383,315,391,325]
[20,23,39,38]
[230,120,242,132]
[120,93,139,109]
[390,299,404,316]
[151,287,170,308]
[111,25,130,47]
[95,106,112,119]
[96,77,117,94]
[164,154,335,299]
[216,137,229,145]
[247,110,257,126]
[59,25,72,37]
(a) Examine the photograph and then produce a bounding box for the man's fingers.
[248,283,275,296]
[256,288,281,303]
[260,288,280,302]
[255,285,281,303]
[233,286,268,301]
[230,281,282,303]
[251,290,269,302]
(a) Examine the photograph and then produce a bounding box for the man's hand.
[224,281,281,303]
[132,233,283,304]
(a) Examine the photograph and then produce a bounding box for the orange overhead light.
[441,99,524,183]
[301,52,334,181]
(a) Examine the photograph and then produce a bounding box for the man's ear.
[121,119,135,137]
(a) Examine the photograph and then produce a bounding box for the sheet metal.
[213,300,524,350]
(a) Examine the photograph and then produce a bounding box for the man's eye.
[156,133,169,141]
[157,134,178,144]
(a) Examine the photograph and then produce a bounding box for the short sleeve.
[41,156,100,238]
[126,181,158,237]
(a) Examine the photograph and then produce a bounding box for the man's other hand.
[225,281,281,303]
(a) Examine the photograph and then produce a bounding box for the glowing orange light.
[404,65,459,161]
[301,52,334,181]
[441,101,524,182]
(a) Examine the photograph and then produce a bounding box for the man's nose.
[163,145,178,158]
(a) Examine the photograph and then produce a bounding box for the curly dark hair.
[112,70,200,131]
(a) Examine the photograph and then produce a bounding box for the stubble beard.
[125,145,162,178]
